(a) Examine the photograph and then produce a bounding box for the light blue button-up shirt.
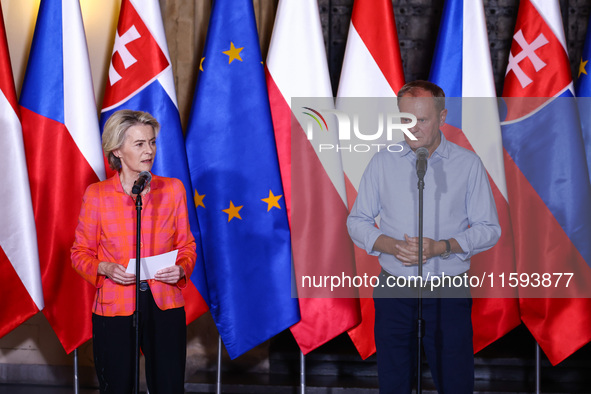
[347,132,501,279]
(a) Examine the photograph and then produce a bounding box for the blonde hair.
[102,110,161,171]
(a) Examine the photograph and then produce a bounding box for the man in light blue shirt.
[347,81,500,394]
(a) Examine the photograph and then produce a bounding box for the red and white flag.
[266,0,360,353]
[19,0,106,352]
[336,0,405,359]
[0,4,43,339]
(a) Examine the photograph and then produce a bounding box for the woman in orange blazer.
[71,110,196,394]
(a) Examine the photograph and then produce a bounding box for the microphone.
[415,147,429,179]
[131,171,152,195]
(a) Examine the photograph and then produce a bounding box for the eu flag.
[185,0,299,358]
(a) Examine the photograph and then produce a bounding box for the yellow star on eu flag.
[262,190,282,211]
[223,201,243,222]
[199,57,205,72]
[194,190,205,209]
[223,42,243,64]
[579,58,588,78]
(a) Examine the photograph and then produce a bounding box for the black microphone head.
[416,147,429,160]
[132,171,152,194]
[139,171,152,183]
[416,147,428,179]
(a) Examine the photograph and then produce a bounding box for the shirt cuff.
[365,229,384,257]
[451,233,472,261]
[175,258,191,289]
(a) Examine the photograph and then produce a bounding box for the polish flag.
[19,0,106,352]
[336,0,405,359]
[266,0,360,353]
[0,4,43,339]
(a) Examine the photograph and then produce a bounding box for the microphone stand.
[134,194,143,394]
[416,173,425,394]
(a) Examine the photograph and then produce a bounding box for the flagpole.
[217,335,222,394]
[299,350,305,394]
[73,348,79,394]
[535,343,541,394]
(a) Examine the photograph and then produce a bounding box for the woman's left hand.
[154,265,185,284]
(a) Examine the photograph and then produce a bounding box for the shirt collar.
[400,131,450,160]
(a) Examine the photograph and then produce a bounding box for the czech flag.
[428,0,521,353]
[19,0,106,353]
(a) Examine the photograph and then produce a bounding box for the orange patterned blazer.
[71,173,196,316]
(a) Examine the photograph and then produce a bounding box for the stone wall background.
[322,0,591,94]
[161,0,591,128]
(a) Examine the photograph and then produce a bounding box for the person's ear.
[439,108,448,125]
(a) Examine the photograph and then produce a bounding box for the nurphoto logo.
[301,106,417,153]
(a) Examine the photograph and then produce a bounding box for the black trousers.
[92,287,187,394]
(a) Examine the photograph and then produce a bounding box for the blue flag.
[185,0,299,359]
[575,13,591,182]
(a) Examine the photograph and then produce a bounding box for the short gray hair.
[102,110,161,171]
[397,80,446,113]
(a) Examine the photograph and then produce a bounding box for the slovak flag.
[19,0,106,352]
[501,0,591,365]
[100,0,208,322]
[428,0,521,353]
[266,0,360,354]
[0,3,43,339]
[336,0,405,359]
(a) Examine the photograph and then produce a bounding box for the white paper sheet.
[126,250,178,280]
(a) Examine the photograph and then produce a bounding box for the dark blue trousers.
[374,271,474,394]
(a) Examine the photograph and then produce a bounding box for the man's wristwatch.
[440,239,451,259]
